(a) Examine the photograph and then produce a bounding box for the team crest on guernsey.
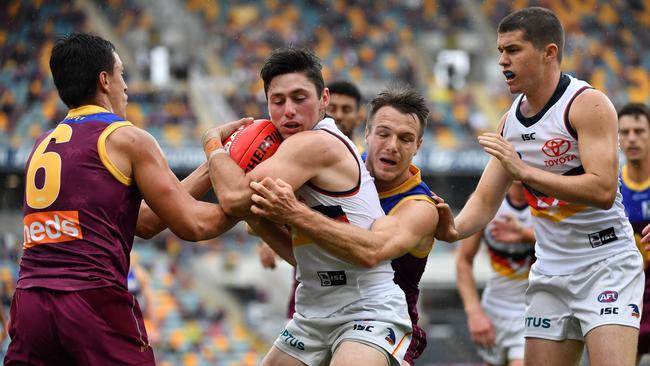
[385,328,396,346]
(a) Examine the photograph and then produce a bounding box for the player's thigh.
[507,359,524,366]
[330,340,390,366]
[58,287,154,365]
[5,289,72,366]
[585,324,637,366]
[524,337,583,366]
[262,345,308,366]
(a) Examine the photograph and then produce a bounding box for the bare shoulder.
[569,88,617,129]
[392,198,438,220]
[107,124,161,155]
[277,129,348,163]
[390,198,438,236]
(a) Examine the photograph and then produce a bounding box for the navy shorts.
[5,287,155,365]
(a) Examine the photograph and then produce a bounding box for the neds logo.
[23,211,83,248]
[597,290,618,303]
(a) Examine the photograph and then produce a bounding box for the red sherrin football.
[223,119,282,173]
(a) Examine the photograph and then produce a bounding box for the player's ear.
[320,87,330,110]
[544,43,559,64]
[97,71,110,93]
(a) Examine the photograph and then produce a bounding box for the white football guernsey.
[292,118,404,317]
[481,196,534,318]
[502,74,635,275]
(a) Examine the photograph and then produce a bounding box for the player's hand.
[202,117,254,149]
[478,133,528,180]
[642,223,650,244]
[250,177,304,224]
[432,195,458,242]
[467,308,496,349]
[258,241,278,269]
[490,214,524,243]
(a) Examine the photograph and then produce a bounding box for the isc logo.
[600,307,619,315]
[597,290,619,303]
[23,211,83,248]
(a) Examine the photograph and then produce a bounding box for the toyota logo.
[542,138,571,157]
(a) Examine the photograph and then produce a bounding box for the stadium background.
[0,0,649,365]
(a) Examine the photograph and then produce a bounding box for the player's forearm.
[455,194,501,241]
[456,258,482,313]
[208,153,254,217]
[520,165,617,210]
[247,218,296,266]
[289,207,387,267]
[136,162,212,239]
[521,228,536,244]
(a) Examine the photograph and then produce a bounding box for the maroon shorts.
[638,266,650,355]
[5,287,155,366]
[404,322,427,366]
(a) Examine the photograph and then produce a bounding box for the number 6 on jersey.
[25,123,72,209]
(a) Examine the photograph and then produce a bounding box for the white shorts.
[476,311,525,365]
[525,250,644,341]
[272,293,412,366]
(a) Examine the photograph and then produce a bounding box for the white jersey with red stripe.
[481,196,534,318]
[292,117,404,318]
[502,74,635,275]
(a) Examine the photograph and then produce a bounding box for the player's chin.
[373,168,397,183]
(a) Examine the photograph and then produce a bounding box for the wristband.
[208,147,228,160]
[201,130,222,155]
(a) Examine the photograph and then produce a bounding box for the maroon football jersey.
[19,105,141,291]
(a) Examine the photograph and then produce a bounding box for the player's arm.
[136,161,212,239]
[206,128,342,217]
[246,217,296,266]
[456,230,496,348]
[443,114,513,243]
[107,126,238,241]
[489,214,536,244]
[479,89,619,209]
[250,178,438,267]
[134,265,155,321]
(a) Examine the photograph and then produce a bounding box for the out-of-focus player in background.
[6,33,242,365]
[203,47,413,366]
[249,86,439,365]
[435,7,643,366]
[327,80,364,144]
[456,181,534,366]
[617,103,650,364]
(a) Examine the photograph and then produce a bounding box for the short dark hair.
[618,103,650,126]
[498,7,564,62]
[327,80,362,108]
[367,86,429,139]
[260,47,325,98]
[50,33,116,108]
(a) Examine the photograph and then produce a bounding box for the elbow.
[219,191,251,218]
[358,258,378,268]
[170,220,211,242]
[358,250,382,268]
[136,228,156,240]
[593,186,616,210]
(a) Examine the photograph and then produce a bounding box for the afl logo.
[598,290,618,303]
[542,138,571,157]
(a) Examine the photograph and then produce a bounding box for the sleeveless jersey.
[502,74,635,275]
[19,105,141,291]
[481,196,535,317]
[381,164,435,361]
[620,165,650,263]
[292,118,403,318]
[620,165,650,236]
